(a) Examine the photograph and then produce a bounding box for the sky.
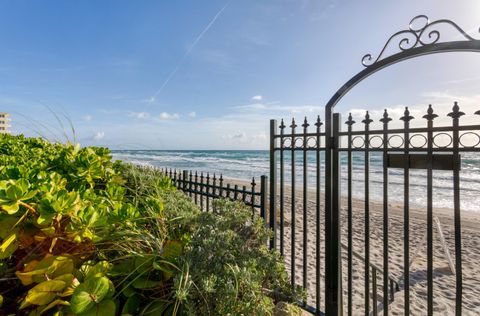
[0,0,479,149]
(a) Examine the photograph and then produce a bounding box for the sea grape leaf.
[0,233,18,259]
[77,298,116,316]
[32,256,74,283]
[38,299,70,315]
[70,276,111,313]
[121,294,140,315]
[25,279,66,305]
[0,216,19,238]
[132,277,161,289]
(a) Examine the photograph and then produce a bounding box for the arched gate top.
[326,15,480,113]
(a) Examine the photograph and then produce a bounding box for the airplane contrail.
[148,1,231,103]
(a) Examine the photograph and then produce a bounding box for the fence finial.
[448,101,465,119]
[345,112,355,126]
[380,109,392,123]
[290,118,297,129]
[280,119,286,130]
[423,104,438,121]
[400,107,414,122]
[315,115,323,128]
[362,111,373,125]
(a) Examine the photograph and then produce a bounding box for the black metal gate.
[269,15,480,315]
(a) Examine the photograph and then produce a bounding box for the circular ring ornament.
[459,132,480,148]
[369,135,384,149]
[352,136,366,149]
[409,134,428,148]
[387,135,404,148]
[294,137,304,149]
[307,136,318,148]
[282,138,292,148]
[432,132,453,148]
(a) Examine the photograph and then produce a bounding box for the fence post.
[325,112,342,315]
[183,170,189,192]
[260,175,268,224]
[269,120,278,250]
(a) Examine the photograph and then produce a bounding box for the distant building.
[0,112,11,133]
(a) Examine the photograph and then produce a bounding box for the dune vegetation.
[0,134,302,315]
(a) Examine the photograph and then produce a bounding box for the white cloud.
[222,131,247,141]
[93,131,105,141]
[158,112,180,120]
[82,115,92,121]
[130,111,150,119]
[188,111,196,118]
[251,95,263,101]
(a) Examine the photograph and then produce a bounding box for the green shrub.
[0,134,303,315]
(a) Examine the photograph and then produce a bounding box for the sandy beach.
[222,178,480,315]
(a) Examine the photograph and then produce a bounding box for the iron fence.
[160,168,268,220]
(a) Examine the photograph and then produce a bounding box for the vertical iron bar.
[291,118,297,289]
[270,120,278,250]
[189,171,193,198]
[373,267,378,316]
[363,112,372,316]
[234,184,239,200]
[194,171,199,204]
[448,102,464,316]
[213,174,217,212]
[302,117,309,303]
[315,115,323,313]
[280,120,286,257]
[219,175,224,198]
[260,175,268,223]
[381,110,391,316]
[242,185,247,203]
[200,172,204,211]
[251,177,256,216]
[401,107,413,315]
[183,170,189,192]
[206,173,210,212]
[423,105,437,316]
[346,113,355,316]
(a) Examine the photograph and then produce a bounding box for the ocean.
[112,150,480,213]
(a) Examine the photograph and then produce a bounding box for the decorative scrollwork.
[362,15,480,67]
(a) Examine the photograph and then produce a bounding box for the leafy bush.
[0,134,302,315]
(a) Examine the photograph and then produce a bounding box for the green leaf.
[25,280,66,306]
[78,299,116,316]
[132,277,161,289]
[32,256,75,283]
[70,276,111,313]
[0,233,18,259]
[142,301,169,316]
[121,294,140,315]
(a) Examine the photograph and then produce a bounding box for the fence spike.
[302,116,309,129]
[362,111,373,125]
[448,101,465,119]
[251,177,256,186]
[345,112,356,126]
[280,119,286,129]
[400,106,414,122]
[423,104,438,121]
[315,115,323,128]
[380,109,392,123]
[290,118,297,129]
